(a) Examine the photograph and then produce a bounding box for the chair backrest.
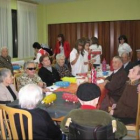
[68,121,115,140]
[0,105,33,139]
[14,72,23,91]
[136,93,140,127]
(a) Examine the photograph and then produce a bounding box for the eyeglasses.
[27,67,36,70]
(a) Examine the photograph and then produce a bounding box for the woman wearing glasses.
[17,61,49,92]
[118,35,133,59]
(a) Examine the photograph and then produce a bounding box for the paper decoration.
[62,93,78,103]
[91,67,97,84]
[42,93,56,104]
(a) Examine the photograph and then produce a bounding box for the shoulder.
[71,48,77,54]
[64,41,70,45]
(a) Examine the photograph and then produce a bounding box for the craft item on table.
[90,51,101,55]
[91,67,97,84]
[47,85,60,91]
[42,93,56,104]
[55,81,70,88]
[12,64,21,70]
[110,60,114,71]
[61,77,76,83]
[62,93,78,103]
[102,71,109,76]
[102,58,107,72]
[76,73,87,77]
[97,79,104,84]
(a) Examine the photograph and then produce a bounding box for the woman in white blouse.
[89,37,102,68]
[70,39,85,76]
[118,35,133,58]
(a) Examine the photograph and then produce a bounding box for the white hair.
[18,84,43,109]
[24,61,36,70]
[0,68,11,83]
[56,54,65,63]
[0,46,8,53]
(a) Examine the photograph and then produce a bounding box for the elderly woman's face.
[1,48,8,57]
[58,57,65,66]
[25,63,36,77]
[42,57,51,67]
[4,72,14,85]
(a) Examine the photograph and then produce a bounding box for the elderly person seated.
[134,49,140,66]
[54,54,72,78]
[38,55,60,86]
[100,56,128,111]
[17,61,49,92]
[121,52,134,75]
[0,46,13,73]
[60,83,126,139]
[15,84,62,139]
[110,65,140,124]
[0,68,17,104]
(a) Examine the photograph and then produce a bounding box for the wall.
[45,0,140,43]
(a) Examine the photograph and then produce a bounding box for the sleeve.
[34,53,41,63]
[66,42,71,58]
[84,52,88,62]
[35,74,43,83]
[100,45,102,55]
[0,88,10,101]
[105,74,126,92]
[70,50,76,63]
[125,44,132,52]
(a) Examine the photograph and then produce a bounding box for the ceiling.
[19,0,78,4]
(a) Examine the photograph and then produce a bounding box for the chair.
[68,121,115,140]
[0,105,33,139]
[14,72,23,91]
[126,93,140,139]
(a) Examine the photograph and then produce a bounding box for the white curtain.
[0,0,12,56]
[17,1,37,59]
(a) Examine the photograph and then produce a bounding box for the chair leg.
[136,127,139,140]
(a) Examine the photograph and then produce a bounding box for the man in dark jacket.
[110,65,140,124]
[134,49,140,66]
[121,52,134,75]
[100,56,128,111]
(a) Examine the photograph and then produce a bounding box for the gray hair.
[56,54,65,63]
[0,46,8,53]
[18,84,43,109]
[0,68,11,83]
[24,61,36,70]
[113,56,123,63]
[121,52,130,57]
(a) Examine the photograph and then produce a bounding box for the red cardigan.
[54,41,71,59]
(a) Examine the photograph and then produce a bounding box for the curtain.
[0,0,12,56]
[17,1,37,59]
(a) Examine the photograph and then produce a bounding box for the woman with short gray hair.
[16,84,62,139]
[0,68,17,104]
[55,54,72,78]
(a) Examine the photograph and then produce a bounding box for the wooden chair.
[0,105,33,140]
[14,72,23,91]
[126,93,140,139]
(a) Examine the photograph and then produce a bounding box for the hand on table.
[42,88,50,93]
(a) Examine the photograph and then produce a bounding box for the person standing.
[89,37,102,68]
[70,39,85,76]
[54,34,71,65]
[118,35,133,58]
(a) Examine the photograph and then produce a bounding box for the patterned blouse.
[54,63,72,78]
[17,73,42,90]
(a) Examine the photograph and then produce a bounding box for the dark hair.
[75,39,85,56]
[39,55,52,64]
[84,39,90,46]
[32,42,42,49]
[118,35,128,43]
[57,34,65,46]
[90,37,99,47]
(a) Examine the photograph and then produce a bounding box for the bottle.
[91,67,97,84]
[102,58,107,72]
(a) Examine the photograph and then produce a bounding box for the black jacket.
[124,62,134,75]
[38,67,60,86]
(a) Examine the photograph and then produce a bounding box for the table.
[7,92,80,121]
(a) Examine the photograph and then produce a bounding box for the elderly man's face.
[121,53,129,64]
[137,52,140,60]
[25,63,36,77]
[1,48,8,57]
[58,57,65,66]
[112,58,123,70]
[128,66,140,81]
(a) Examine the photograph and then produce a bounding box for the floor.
[123,131,137,139]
